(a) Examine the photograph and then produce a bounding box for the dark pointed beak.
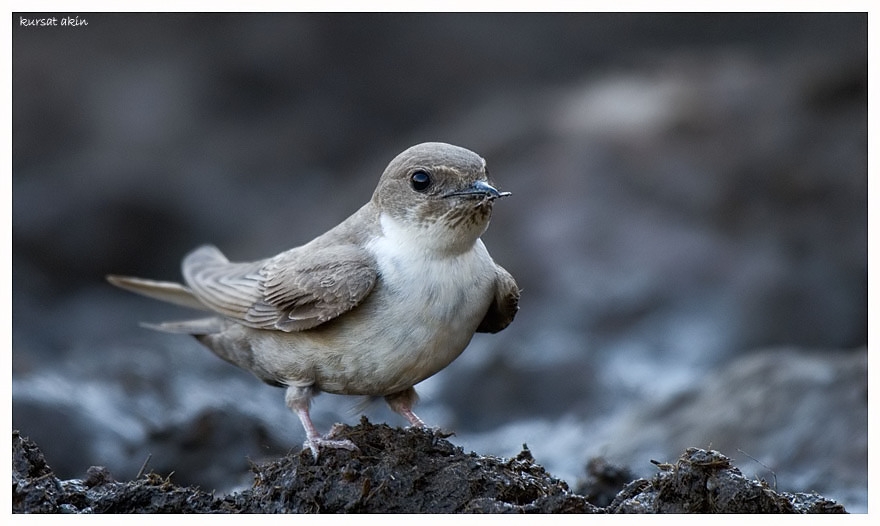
[444,180,512,200]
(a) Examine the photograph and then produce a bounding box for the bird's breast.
[315,223,497,393]
[254,215,499,396]
[365,214,496,328]
[370,237,495,328]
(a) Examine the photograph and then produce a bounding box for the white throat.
[373,212,483,258]
[365,210,495,329]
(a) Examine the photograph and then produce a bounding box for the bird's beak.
[444,180,512,201]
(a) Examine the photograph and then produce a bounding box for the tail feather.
[106,275,209,311]
[141,317,225,335]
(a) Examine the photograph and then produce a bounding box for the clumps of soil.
[605,447,846,513]
[219,418,595,513]
[13,429,218,513]
[12,420,847,513]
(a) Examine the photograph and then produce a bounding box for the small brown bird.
[108,142,519,455]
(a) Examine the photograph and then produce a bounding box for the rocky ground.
[13,422,847,513]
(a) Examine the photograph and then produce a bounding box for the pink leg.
[385,387,426,428]
[285,385,358,458]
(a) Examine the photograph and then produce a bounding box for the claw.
[304,436,359,459]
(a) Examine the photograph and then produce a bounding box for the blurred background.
[12,13,867,511]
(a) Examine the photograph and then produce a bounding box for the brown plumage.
[108,142,519,456]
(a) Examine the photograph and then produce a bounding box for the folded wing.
[476,264,520,334]
[182,244,377,332]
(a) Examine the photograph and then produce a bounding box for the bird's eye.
[410,170,432,192]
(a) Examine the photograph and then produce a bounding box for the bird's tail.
[141,317,226,335]
[106,275,209,311]
[107,275,226,335]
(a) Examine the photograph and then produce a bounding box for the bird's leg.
[285,385,358,458]
[385,387,426,428]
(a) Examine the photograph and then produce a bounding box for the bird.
[107,142,520,456]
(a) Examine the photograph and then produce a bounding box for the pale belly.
[249,249,496,395]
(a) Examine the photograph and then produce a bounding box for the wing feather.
[182,244,377,332]
[476,264,520,333]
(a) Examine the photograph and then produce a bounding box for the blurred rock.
[575,457,637,508]
[597,346,867,508]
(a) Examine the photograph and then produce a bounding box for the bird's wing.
[476,263,520,333]
[182,244,378,332]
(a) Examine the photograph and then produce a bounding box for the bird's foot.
[430,426,454,436]
[304,437,359,459]
[413,424,454,438]
[304,425,360,459]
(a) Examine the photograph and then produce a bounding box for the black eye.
[410,170,432,192]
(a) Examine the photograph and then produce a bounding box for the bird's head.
[372,142,510,253]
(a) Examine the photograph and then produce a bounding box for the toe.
[305,437,360,458]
